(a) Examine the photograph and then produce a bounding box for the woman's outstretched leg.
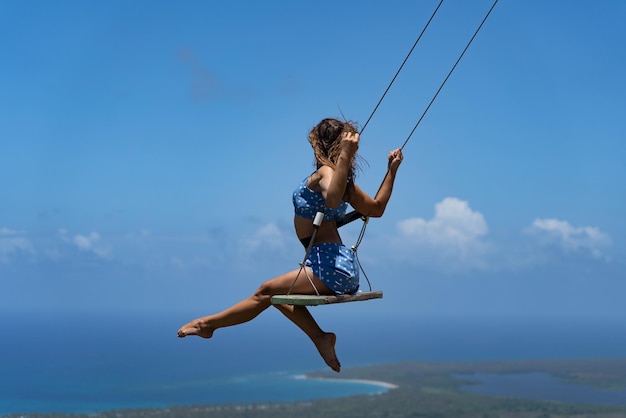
[177,268,341,372]
[177,271,297,338]
[177,293,270,339]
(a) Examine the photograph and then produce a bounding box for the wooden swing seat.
[271,290,382,306]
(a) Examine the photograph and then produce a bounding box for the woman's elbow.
[367,204,386,218]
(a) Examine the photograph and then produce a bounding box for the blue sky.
[1,0,625,319]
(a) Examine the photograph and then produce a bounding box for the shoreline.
[297,374,400,390]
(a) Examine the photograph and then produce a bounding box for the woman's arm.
[317,132,359,208]
[349,148,403,218]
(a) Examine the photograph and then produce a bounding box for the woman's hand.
[340,131,359,157]
[388,148,403,172]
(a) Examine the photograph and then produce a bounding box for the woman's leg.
[273,300,341,373]
[177,268,341,371]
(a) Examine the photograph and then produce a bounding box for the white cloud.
[393,197,490,269]
[0,227,35,263]
[235,223,299,272]
[59,229,111,259]
[526,218,612,260]
[243,223,288,252]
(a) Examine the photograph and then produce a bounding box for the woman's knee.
[254,280,277,298]
[253,271,299,298]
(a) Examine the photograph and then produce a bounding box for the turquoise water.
[1,311,625,415]
[0,371,391,414]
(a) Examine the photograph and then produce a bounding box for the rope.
[399,0,499,150]
[287,212,324,296]
[359,0,445,136]
[351,217,373,292]
[341,0,499,230]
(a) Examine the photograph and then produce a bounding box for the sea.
[1,309,626,415]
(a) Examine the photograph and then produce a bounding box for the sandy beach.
[298,375,399,390]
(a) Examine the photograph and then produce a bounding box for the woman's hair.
[308,118,361,195]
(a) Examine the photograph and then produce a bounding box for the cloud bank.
[59,229,111,259]
[526,218,612,261]
[377,198,614,273]
[0,227,35,263]
[0,206,615,278]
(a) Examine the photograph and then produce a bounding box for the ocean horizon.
[2,309,625,415]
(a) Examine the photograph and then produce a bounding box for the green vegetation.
[5,358,626,418]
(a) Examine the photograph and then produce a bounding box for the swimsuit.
[292,177,348,221]
[293,176,359,295]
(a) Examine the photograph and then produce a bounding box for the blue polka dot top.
[293,177,348,221]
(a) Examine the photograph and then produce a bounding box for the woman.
[178,118,403,372]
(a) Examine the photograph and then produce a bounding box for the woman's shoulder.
[315,165,335,177]
[307,165,333,187]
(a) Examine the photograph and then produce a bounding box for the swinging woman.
[178,118,403,372]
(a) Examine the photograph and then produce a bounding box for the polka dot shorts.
[306,243,360,295]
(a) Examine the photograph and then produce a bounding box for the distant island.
[5,358,626,418]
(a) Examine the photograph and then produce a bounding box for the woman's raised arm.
[348,148,403,218]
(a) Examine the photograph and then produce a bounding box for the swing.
[271,0,498,306]
[271,212,382,306]
[270,292,383,306]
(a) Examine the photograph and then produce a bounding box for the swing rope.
[351,216,373,292]
[340,0,499,230]
[335,0,446,229]
[399,0,499,151]
[359,0,445,136]
[286,212,324,297]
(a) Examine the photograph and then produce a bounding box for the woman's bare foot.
[177,317,215,338]
[314,332,341,372]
